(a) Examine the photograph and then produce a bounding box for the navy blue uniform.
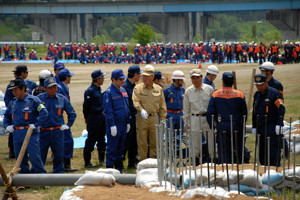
[103,84,131,167]
[122,78,138,166]
[203,76,215,90]
[207,87,247,164]
[83,83,106,163]
[38,92,76,173]
[57,82,74,159]
[164,83,185,135]
[4,94,48,173]
[252,86,285,166]
[268,77,283,96]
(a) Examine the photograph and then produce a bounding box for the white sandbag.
[274,179,300,190]
[181,187,231,199]
[135,168,158,187]
[74,172,115,186]
[136,158,158,171]
[230,184,251,193]
[148,181,176,192]
[261,171,283,187]
[81,129,88,137]
[60,186,84,200]
[95,168,121,175]
[289,142,300,154]
[282,167,300,178]
[220,170,244,186]
[239,169,263,188]
[194,168,223,186]
[249,184,275,195]
[285,134,300,143]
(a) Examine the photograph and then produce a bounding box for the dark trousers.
[122,115,137,165]
[84,113,106,154]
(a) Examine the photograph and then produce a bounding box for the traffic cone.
[198,61,202,69]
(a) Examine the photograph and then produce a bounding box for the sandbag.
[135,168,158,187]
[220,170,244,186]
[282,167,300,179]
[74,172,115,186]
[239,169,263,188]
[59,186,84,200]
[136,158,158,171]
[95,168,121,175]
[261,171,283,187]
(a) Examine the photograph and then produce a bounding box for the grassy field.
[0,62,299,199]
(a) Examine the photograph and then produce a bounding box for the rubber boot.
[114,159,124,174]
[64,158,78,172]
[98,150,105,167]
[8,146,15,159]
[83,150,96,168]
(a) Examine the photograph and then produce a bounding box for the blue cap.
[7,79,25,90]
[44,77,57,87]
[91,70,107,79]
[254,74,267,85]
[54,62,65,70]
[58,68,74,78]
[128,65,142,75]
[111,69,126,79]
[154,71,164,80]
[222,72,234,82]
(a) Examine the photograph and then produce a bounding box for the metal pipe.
[155,124,160,185]
[206,131,210,188]
[200,130,203,188]
[223,130,230,192]
[267,137,270,200]
[0,174,137,186]
[276,116,283,172]
[213,131,217,189]
[264,115,268,173]
[218,114,224,172]
[230,115,234,170]
[168,127,172,190]
[191,130,197,187]
[179,128,184,189]
[283,138,286,200]
[235,130,240,194]
[242,115,246,172]
[293,136,296,200]
[174,129,177,191]
[188,129,192,188]
[288,117,292,169]
[254,115,259,171]
[256,134,261,199]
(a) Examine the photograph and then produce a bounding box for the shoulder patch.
[37,104,45,112]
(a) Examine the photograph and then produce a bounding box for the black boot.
[83,150,97,168]
[114,159,124,174]
[8,146,15,159]
[64,158,78,172]
[98,150,105,167]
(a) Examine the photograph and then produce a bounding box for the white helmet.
[172,70,185,80]
[206,65,219,75]
[260,61,275,71]
[144,64,155,70]
[39,70,52,79]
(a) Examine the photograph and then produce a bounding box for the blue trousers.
[40,129,64,173]
[13,129,46,174]
[64,129,74,158]
[166,112,184,136]
[106,123,127,167]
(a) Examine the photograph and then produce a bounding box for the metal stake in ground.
[188,129,192,188]
[242,115,246,172]
[256,134,261,199]
[293,136,296,200]
[264,115,268,173]
[206,131,210,188]
[223,131,230,192]
[254,114,259,171]
[234,130,240,194]
[276,115,283,172]
[155,124,161,185]
[288,117,292,169]
[191,130,197,187]
[283,138,286,200]
[267,137,271,200]
[200,130,203,188]
[168,127,172,190]
[230,115,234,170]
[174,129,177,191]
[179,128,184,189]
[218,114,224,172]
[213,131,217,189]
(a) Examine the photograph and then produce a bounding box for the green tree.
[193,33,202,43]
[251,23,257,38]
[262,30,282,42]
[91,34,112,45]
[133,23,155,46]
[110,28,123,42]
[152,33,163,43]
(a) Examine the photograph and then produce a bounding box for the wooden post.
[232,71,237,89]
[0,162,18,200]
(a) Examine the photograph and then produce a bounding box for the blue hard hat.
[222,72,234,82]
[111,69,126,79]
[154,71,164,80]
[7,79,25,90]
[54,62,65,70]
[128,65,142,75]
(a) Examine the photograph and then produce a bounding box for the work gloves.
[60,125,70,131]
[251,128,256,137]
[275,125,284,135]
[127,124,130,133]
[29,124,36,129]
[111,126,117,137]
[141,109,148,119]
[6,125,14,133]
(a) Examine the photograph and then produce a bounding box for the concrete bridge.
[1,0,299,43]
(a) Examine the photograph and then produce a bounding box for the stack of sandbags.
[274,167,300,191]
[283,120,300,154]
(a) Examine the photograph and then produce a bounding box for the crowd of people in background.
[1,40,300,65]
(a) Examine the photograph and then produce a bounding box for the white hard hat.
[144,64,155,70]
[206,65,219,75]
[39,70,52,79]
[172,70,185,80]
[86,50,89,53]
[260,61,275,71]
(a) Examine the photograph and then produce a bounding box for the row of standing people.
[3,61,285,174]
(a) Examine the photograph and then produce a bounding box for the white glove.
[141,109,148,119]
[111,126,117,137]
[60,125,70,131]
[127,124,130,133]
[29,124,36,129]
[6,125,14,133]
[275,125,284,135]
[252,128,256,137]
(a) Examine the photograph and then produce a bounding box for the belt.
[191,113,206,117]
[40,126,61,131]
[167,109,183,114]
[15,126,29,130]
[148,113,157,117]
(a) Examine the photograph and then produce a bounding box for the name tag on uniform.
[24,106,30,111]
